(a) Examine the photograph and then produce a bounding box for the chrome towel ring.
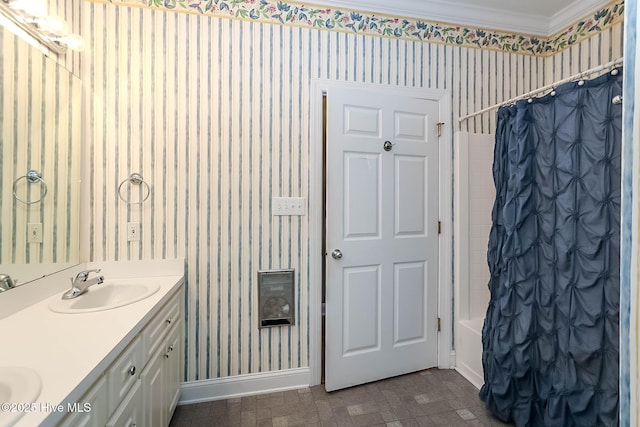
[118,173,151,205]
[13,170,47,205]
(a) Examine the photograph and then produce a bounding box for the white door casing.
[324,87,440,391]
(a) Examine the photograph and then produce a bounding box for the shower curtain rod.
[458,57,624,123]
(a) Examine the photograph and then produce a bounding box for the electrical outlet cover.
[27,223,43,243]
[127,222,140,241]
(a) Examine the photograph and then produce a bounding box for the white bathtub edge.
[455,317,485,390]
[455,362,484,390]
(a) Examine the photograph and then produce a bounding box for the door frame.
[308,80,454,386]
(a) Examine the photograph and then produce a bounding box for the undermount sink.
[0,367,42,426]
[48,281,160,314]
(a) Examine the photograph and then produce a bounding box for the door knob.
[331,249,343,260]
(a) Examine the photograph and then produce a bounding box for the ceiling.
[314,0,611,36]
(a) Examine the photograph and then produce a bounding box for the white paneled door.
[325,87,440,391]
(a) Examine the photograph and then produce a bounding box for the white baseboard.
[179,367,310,405]
[455,363,483,390]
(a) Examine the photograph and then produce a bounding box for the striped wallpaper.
[80,1,624,382]
[0,27,81,265]
[462,23,624,132]
[92,0,624,57]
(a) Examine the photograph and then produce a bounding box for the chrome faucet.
[0,274,17,292]
[62,269,104,300]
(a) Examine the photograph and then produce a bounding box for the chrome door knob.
[331,249,343,260]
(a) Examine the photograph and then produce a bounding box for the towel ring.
[13,170,47,205]
[118,173,151,205]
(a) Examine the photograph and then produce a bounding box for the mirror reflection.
[0,26,81,283]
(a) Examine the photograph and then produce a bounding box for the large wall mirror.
[0,26,81,285]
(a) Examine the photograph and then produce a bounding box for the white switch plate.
[27,223,43,243]
[273,197,306,216]
[127,222,141,241]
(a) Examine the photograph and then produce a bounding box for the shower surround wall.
[80,0,623,384]
[454,132,495,389]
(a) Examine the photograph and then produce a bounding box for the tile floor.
[169,369,514,426]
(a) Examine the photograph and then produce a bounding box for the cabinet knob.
[166,318,172,325]
[165,352,170,359]
[168,345,174,352]
[128,366,136,376]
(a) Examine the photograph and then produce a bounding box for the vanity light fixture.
[0,0,85,54]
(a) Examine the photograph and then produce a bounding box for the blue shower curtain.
[480,69,622,426]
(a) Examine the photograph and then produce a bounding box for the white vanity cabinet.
[141,320,182,427]
[107,337,143,414]
[58,377,108,427]
[140,292,183,427]
[106,380,142,427]
[165,322,182,417]
[57,286,183,427]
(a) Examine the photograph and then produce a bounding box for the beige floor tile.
[170,369,514,427]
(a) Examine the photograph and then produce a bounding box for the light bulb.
[52,34,86,51]
[7,0,46,18]
[36,16,66,35]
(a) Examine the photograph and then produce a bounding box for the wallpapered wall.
[0,28,81,265]
[0,0,81,265]
[80,1,623,382]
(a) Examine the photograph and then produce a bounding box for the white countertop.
[0,260,184,427]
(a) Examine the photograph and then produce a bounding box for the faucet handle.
[74,269,102,281]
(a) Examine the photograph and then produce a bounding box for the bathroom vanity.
[0,260,184,427]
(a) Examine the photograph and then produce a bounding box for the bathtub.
[456,317,484,389]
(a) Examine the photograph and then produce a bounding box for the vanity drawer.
[142,290,182,361]
[107,336,143,414]
[58,376,108,427]
[106,379,142,427]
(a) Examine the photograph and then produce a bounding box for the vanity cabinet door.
[141,320,183,427]
[58,376,108,427]
[164,320,182,421]
[141,350,164,427]
[106,379,142,427]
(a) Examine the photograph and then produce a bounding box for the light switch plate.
[272,197,306,216]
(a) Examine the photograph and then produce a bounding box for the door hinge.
[437,317,441,332]
[437,221,442,234]
[436,122,445,138]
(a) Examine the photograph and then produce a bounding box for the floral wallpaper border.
[97,0,624,55]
